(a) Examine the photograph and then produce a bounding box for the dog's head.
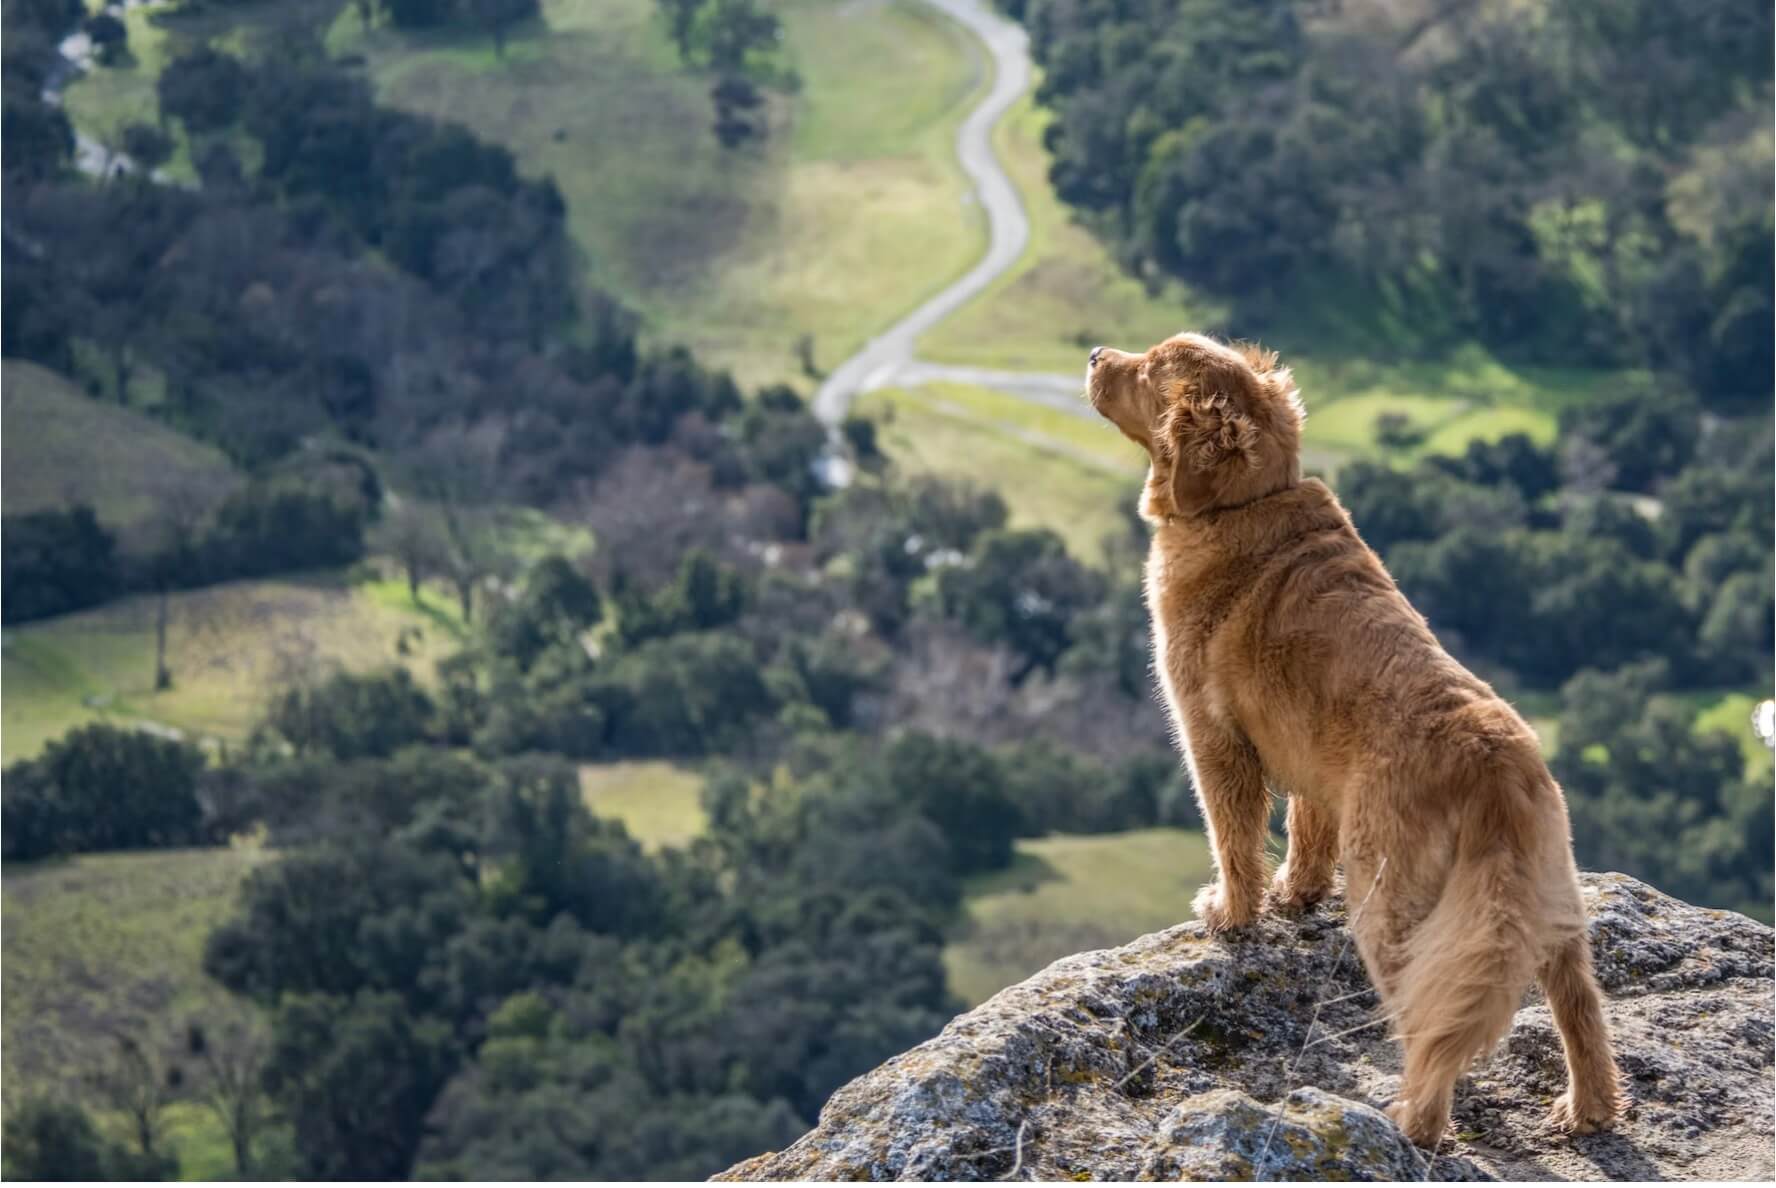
[1085,332,1303,521]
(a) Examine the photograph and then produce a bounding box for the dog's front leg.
[1270,796,1339,912]
[1179,705,1269,934]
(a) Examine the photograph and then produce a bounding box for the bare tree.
[87,1029,177,1164]
[1559,434,1619,496]
[372,495,451,602]
[795,333,820,379]
[144,482,221,692]
[186,1010,271,1178]
[576,446,731,588]
[402,425,512,623]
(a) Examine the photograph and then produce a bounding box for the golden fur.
[1085,332,1625,1148]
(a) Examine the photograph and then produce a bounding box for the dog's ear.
[1163,361,1262,512]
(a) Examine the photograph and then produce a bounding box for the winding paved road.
[812,0,1087,438]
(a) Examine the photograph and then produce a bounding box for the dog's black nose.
[1089,346,1104,366]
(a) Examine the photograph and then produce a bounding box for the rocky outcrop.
[718,873,1773,1181]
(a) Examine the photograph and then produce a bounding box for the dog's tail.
[1393,845,1537,1060]
[1387,791,1552,1133]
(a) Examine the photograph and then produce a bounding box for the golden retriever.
[1084,332,1624,1149]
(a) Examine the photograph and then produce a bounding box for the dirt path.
[811,0,1092,448]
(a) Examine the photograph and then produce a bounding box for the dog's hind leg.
[1344,850,1408,1001]
[1541,932,1625,1134]
[1271,796,1339,912]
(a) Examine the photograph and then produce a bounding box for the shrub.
[1,724,205,859]
[1,505,120,623]
[264,669,435,760]
[2,1098,173,1180]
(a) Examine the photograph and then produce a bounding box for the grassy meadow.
[943,827,1214,1007]
[578,760,708,851]
[1,570,464,763]
[1,361,242,552]
[1692,691,1774,787]
[858,382,1142,560]
[0,845,268,1101]
[325,0,986,390]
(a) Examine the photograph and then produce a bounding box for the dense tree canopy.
[1019,0,1772,404]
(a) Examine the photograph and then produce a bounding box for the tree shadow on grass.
[961,848,1064,899]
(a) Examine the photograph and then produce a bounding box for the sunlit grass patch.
[1303,392,1470,455]
[578,761,707,851]
[1692,690,1774,787]
[1,571,463,763]
[359,574,471,643]
[58,4,178,159]
[944,828,1212,1007]
[161,1103,235,1180]
[349,0,983,391]
[858,384,1140,562]
[1419,403,1558,455]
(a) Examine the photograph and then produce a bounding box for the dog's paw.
[1192,881,1255,934]
[1267,865,1332,914]
[1385,1100,1447,1151]
[1548,1089,1621,1137]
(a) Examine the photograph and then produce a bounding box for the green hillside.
[1,360,242,552]
[327,0,985,390]
[52,0,982,391]
[915,79,1624,472]
[1,845,271,1103]
[944,828,1214,1007]
[2,571,463,763]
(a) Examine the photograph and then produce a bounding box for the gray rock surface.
[717,873,1774,1181]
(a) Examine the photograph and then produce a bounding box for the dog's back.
[1150,478,1541,807]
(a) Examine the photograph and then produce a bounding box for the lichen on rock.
[716,873,1774,1182]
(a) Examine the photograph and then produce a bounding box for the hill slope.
[1,572,463,762]
[1,359,242,551]
[1,845,272,1106]
[329,0,985,390]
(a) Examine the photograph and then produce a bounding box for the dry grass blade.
[1113,1013,1207,1091]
